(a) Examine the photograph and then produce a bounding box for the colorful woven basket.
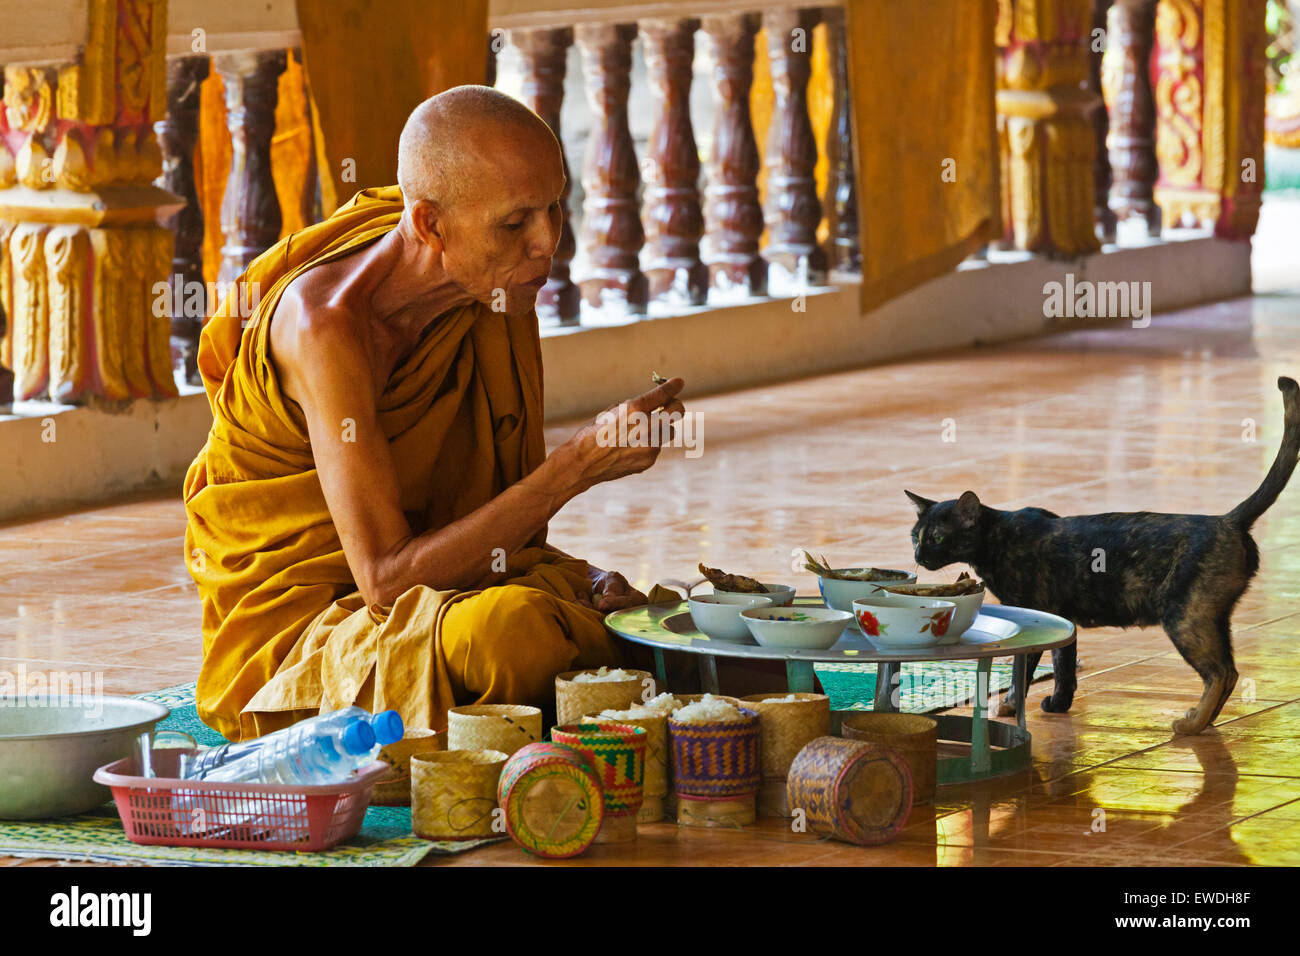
[740,692,831,779]
[786,736,913,846]
[498,742,604,859]
[668,708,761,798]
[551,722,646,818]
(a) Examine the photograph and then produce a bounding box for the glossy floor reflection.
[3,293,1300,867]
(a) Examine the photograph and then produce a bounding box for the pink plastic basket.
[93,749,388,852]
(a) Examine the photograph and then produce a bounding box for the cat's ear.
[955,490,982,525]
[904,490,936,517]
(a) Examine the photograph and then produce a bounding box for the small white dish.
[688,593,774,642]
[740,606,854,650]
[851,599,957,649]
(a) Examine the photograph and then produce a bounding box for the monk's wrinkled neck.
[365,220,477,334]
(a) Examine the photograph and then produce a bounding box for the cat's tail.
[1227,376,1300,528]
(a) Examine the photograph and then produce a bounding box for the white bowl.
[816,569,917,612]
[710,582,796,608]
[851,599,957,649]
[688,593,774,642]
[740,606,854,650]
[865,583,985,641]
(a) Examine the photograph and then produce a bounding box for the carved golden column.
[996,0,1103,256]
[1152,0,1268,237]
[0,0,182,403]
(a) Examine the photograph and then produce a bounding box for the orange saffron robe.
[184,186,620,741]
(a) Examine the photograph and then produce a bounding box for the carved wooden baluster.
[514,27,580,323]
[701,13,766,297]
[215,50,287,287]
[155,54,209,385]
[639,18,707,306]
[762,9,827,286]
[575,23,648,313]
[1090,0,1117,242]
[1106,0,1160,235]
[822,5,860,274]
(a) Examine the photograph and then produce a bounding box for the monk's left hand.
[590,571,648,612]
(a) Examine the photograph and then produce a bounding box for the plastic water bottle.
[182,708,404,783]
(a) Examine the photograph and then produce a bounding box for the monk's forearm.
[368,456,580,600]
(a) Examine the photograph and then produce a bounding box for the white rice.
[672,694,746,724]
[570,666,636,683]
[640,692,681,715]
[588,693,681,722]
[760,694,801,704]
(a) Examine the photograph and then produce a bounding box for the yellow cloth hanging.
[184,185,621,741]
[845,0,1001,312]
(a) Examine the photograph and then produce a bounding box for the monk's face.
[437,123,565,316]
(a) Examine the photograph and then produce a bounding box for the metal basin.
[0,695,169,819]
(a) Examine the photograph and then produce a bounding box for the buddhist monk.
[184,86,686,741]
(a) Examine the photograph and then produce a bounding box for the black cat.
[904,376,1299,735]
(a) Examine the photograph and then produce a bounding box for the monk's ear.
[408,199,446,252]
[904,490,936,517]
[955,490,982,525]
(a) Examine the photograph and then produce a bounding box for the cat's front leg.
[1040,638,1078,712]
[997,651,1042,716]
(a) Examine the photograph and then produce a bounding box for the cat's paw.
[995,699,1017,717]
[1040,695,1073,714]
[1172,711,1208,736]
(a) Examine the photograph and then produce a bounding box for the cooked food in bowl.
[698,564,795,607]
[866,573,985,640]
[802,552,913,582]
[740,606,853,650]
[878,572,984,598]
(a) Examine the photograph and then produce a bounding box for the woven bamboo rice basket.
[447,704,543,757]
[740,692,831,779]
[410,749,508,841]
[372,728,444,806]
[676,791,756,828]
[584,710,669,823]
[668,707,761,799]
[555,669,655,727]
[551,721,647,842]
[840,712,938,805]
[497,742,604,858]
[786,737,913,846]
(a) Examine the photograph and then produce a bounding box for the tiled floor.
[3,290,1300,866]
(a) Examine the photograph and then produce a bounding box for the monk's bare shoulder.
[269,266,376,410]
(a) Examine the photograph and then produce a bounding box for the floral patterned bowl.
[851,599,957,649]
[739,606,853,650]
[866,583,984,642]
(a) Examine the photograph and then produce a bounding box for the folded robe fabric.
[184,185,613,741]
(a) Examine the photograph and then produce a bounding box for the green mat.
[0,683,499,867]
[0,660,1050,866]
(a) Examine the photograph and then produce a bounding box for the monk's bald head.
[397,86,557,209]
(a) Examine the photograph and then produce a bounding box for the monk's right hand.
[551,377,686,492]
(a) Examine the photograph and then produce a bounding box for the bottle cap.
[341,720,376,755]
[370,710,404,745]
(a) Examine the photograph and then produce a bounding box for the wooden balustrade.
[701,12,766,297]
[1089,0,1117,242]
[574,22,649,314]
[514,27,580,323]
[761,8,828,285]
[155,54,209,385]
[1103,0,1161,234]
[822,5,860,274]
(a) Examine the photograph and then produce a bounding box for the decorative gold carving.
[89,228,129,401]
[120,229,151,397]
[10,224,51,400]
[0,223,14,370]
[45,226,90,402]
[92,129,119,186]
[144,226,177,396]
[16,139,51,191]
[1154,0,1203,189]
[52,132,91,192]
[3,68,54,134]
[0,144,15,189]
